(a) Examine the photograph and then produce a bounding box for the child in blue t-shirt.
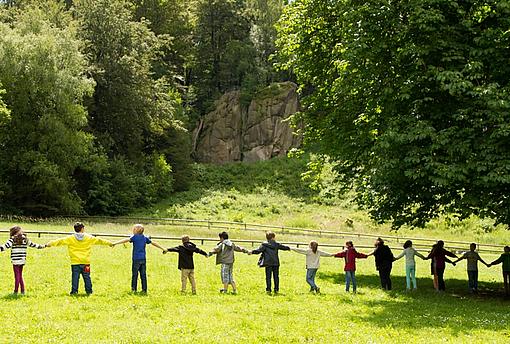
[113,224,165,293]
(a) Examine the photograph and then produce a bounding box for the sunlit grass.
[0,222,508,343]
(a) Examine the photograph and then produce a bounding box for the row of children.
[1,223,509,296]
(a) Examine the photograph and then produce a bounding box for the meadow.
[0,221,509,343]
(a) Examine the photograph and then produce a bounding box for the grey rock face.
[193,82,301,164]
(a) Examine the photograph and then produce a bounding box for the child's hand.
[247,251,252,255]
[162,249,167,254]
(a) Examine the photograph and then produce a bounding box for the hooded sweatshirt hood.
[222,239,233,247]
[74,233,85,241]
[183,242,197,251]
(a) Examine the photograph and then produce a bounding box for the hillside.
[138,157,509,246]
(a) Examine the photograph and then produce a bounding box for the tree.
[0,3,95,214]
[276,0,510,228]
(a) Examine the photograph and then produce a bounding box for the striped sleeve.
[27,239,44,249]
[0,239,13,251]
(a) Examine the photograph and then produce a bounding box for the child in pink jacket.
[334,241,368,293]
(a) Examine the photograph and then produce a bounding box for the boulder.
[193,82,301,164]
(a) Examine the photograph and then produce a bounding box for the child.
[209,231,249,294]
[394,240,427,290]
[333,241,368,293]
[489,246,510,296]
[0,226,45,295]
[164,235,208,294]
[46,222,113,295]
[427,240,457,291]
[453,243,489,293]
[112,224,166,293]
[292,240,333,293]
[251,232,290,294]
[367,238,394,290]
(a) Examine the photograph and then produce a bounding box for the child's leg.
[405,265,411,289]
[131,260,140,292]
[18,265,25,293]
[306,269,315,290]
[139,260,147,293]
[188,269,196,293]
[345,271,351,291]
[181,269,188,292]
[433,273,438,290]
[221,264,230,292]
[264,266,272,292]
[351,271,357,292]
[82,265,93,294]
[71,265,80,294]
[273,266,280,292]
[411,266,417,289]
[437,268,445,291]
[226,264,236,292]
[503,272,509,295]
[13,265,20,293]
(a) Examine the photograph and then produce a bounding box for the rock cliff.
[193,82,301,163]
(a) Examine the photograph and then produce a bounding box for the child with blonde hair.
[0,226,45,295]
[112,224,166,293]
[292,240,333,293]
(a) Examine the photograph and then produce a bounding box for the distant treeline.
[0,0,290,216]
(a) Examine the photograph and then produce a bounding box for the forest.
[1,0,510,230]
[0,0,290,216]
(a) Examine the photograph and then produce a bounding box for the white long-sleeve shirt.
[292,247,333,269]
[394,247,426,267]
[0,238,44,265]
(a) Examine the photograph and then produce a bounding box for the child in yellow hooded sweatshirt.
[46,222,112,295]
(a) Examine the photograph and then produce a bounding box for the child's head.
[470,243,477,251]
[218,231,229,241]
[132,224,144,235]
[309,240,318,253]
[345,241,353,248]
[181,235,190,243]
[74,222,85,233]
[374,237,384,247]
[403,240,413,249]
[9,226,25,245]
[504,246,510,253]
[437,240,444,248]
[266,232,276,241]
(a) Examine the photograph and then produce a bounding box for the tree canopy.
[276,0,510,228]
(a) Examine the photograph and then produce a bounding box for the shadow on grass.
[1,293,24,300]
[317,271,510,335]
[318,271,509,298]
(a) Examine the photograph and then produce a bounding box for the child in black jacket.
[164,235,208,294]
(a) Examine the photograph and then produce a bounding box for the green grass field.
[0,221,508,343]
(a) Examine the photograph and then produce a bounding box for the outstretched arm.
[394,251,405,261]
[0,239,13,251]
[318,249,334,257]
[46,236,72,247]
[91,236,113,247]
[478,255,489,267]
[151,241,166,252]
[112,238,130,246]
[292,247,308,255]
[27,239,45,249]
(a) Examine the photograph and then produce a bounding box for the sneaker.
[315,287,320,294]
[231,290,237,295]
[220,289,227,294]
[266,291,272,295]
[192,291,197,295]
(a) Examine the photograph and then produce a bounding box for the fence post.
[208,221,211,231]
[244,223,247,231]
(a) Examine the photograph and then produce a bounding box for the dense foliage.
[0,0,289,216]
[277,0,510,228]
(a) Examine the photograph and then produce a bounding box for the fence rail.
[0,226,505,254]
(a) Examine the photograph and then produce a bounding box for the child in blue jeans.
[113,224,165,293]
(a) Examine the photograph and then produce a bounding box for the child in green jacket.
[489,246,510,296]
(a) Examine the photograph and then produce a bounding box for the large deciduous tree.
[0,3,95,214]
[277,0,510,228]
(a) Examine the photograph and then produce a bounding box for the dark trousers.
[436,268,446,291]
[503,271,509,295]
[378,267,392,290]
[467,270,478,290]
[71,264,92,294]
[132,259,147,292]
[13,265,25,293]
[265,266,280,292]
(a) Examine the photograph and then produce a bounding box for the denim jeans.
[378,267,392,290]
[306,268,318,290]
[132,259,147,292]
[467,270,478,290]
[71,264,92,294]
[345,270,356,292]
[265,266,280,292]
